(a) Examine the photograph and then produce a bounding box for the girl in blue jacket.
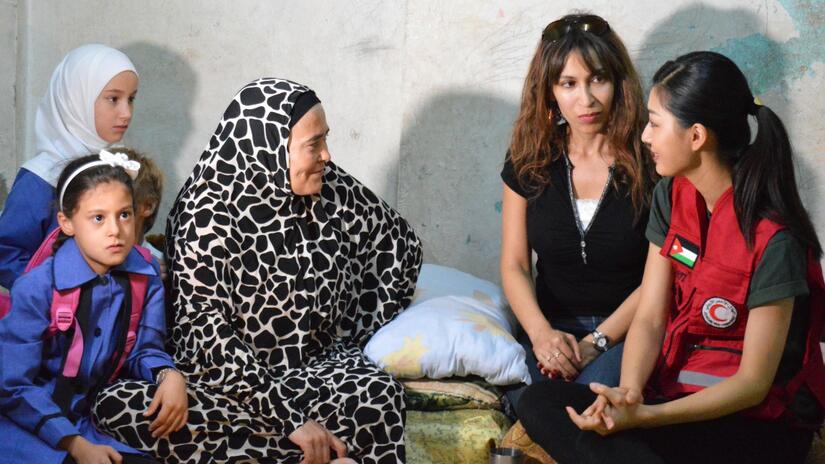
[0,44,139,290]
[0,153,187,464]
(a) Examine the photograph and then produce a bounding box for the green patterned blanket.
[403,378,512,464]
[406,409,511,464]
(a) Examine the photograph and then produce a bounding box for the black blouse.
[501,156,648,318]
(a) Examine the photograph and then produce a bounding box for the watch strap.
[590,330,610,352]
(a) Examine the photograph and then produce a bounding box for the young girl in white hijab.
[0,44,138,289]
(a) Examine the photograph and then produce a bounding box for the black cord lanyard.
[563,153,615,265]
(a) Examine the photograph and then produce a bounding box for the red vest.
[649,177,825,422]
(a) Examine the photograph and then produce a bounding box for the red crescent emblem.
[702,298,737,328]
[708,303,727,323]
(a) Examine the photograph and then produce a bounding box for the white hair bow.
[99,149,141,179]
[58,149,142,211]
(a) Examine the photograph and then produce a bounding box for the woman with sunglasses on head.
[500,13,656,409]
[517,51,825,464]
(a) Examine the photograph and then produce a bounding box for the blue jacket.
[0,168,60,289]
[0,238,175,463]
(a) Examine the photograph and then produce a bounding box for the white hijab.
[22,44,137,186]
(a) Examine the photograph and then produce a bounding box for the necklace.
[563,153,615,265]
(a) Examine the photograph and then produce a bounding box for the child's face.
[58,181,136,275]
[94,71,139,144]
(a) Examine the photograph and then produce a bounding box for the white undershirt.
[576,198,599,230]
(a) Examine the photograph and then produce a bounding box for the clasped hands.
[534,329,600,381]
[566,383,649,436]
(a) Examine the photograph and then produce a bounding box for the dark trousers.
[517,380,815,464]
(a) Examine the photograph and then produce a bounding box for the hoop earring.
[548,102,567,126]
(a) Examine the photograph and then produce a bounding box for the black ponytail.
[734,105,821,257]
[652,51,821,258]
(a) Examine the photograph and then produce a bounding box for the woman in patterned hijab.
[93,78,422,464]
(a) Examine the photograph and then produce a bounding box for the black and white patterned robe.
[94,78,422,464]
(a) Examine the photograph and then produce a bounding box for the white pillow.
[412,264,507,309]
[365,265,529,385]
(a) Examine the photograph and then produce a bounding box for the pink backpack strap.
[26,228,62,273]
[107,274,149,382]
[47,287,84,378]
[108,247,153,382]
[0,291,10,319]
[33,244,154,383]
[134,245,154,263]
[0,228,62,321]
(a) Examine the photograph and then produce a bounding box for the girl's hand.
[581,392,610,418]
[288,420,348,464]
[144,369,188,439]
[60,435,123,464]
[533,329,582,380]
[567,383,646,435]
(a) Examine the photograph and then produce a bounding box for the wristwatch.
[590,330,610,352]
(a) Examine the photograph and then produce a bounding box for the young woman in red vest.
[517,51,825,463]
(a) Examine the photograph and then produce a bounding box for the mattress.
[403,378,512,464]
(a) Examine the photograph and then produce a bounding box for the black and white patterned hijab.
[167,78,422,369]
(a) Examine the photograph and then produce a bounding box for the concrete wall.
[0,0,18,206]
[3,0,825,282]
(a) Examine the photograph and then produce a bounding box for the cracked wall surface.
[3,0,824,281]
[0,0,18,207]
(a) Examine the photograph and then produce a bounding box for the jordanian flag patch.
[669,235,699,268]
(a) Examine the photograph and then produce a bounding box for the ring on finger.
[553,351,562,359]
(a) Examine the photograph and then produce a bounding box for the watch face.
[596,337,608,348]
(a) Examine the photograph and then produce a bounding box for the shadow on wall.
[397,91,518,283]
[0,174,7,210]
[635,2,787,104]
[120,42,197,235]
[637,2,822,225]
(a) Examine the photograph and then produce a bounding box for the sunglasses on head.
[542,15,610,42]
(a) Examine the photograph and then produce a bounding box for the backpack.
[0,228,152,383]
